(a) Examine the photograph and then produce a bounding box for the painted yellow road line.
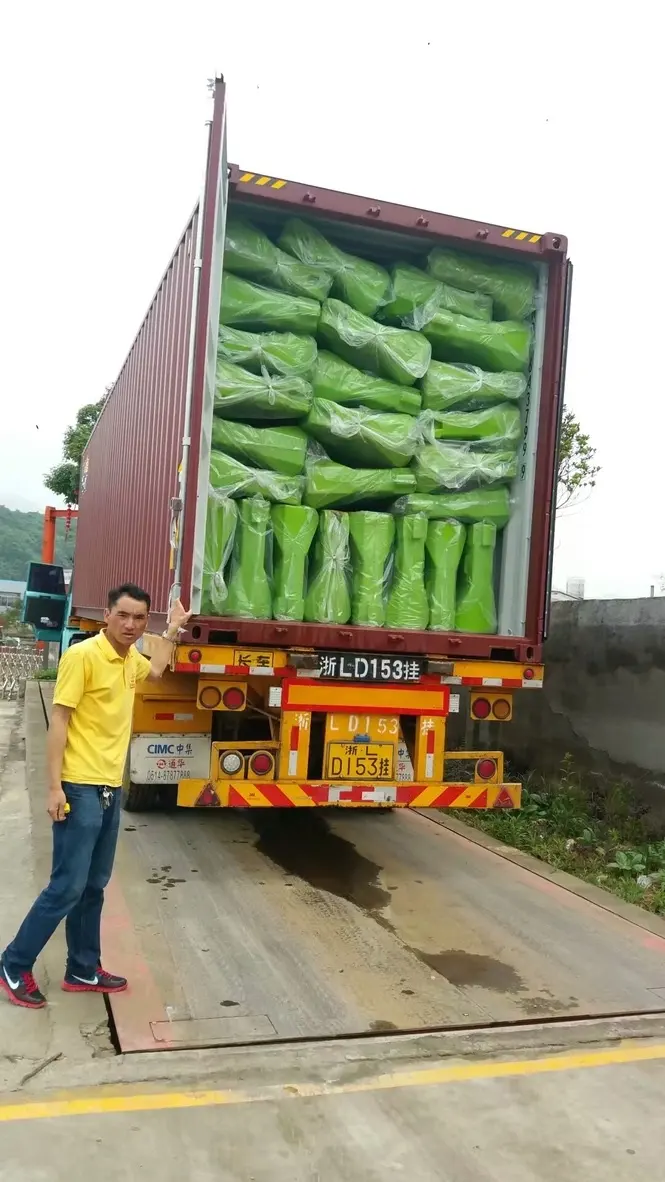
[1,1041,665,1123]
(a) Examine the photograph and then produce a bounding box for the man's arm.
[145,598,192,681]
[47,705,73,821]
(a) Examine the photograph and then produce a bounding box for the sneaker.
[62,966,127,993]
[0,957,47,1009]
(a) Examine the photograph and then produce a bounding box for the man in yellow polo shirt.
[0,582,190,1009]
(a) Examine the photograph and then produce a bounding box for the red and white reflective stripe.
[190,663,277,677]
[154,712,194,721]
[521,678,543,688]
[200,663,227,674]
[425,727,435,778]
[441,675,542,689]
[288,724,299,776]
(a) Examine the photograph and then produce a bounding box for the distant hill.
[0,505,77,580]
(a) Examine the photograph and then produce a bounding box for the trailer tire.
[123,781,159,812]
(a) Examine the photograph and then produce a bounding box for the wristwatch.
[161,630,179,643]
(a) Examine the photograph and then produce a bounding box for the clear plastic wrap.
[224,218,333,301]
[304,399,420,469]
[385,515,429,630]
[278,218,390,318]
[211,419,308,476]
[209,448,304,504]
[201,493,238,616]
[422,307,532,374]
[348,512,395,627]
[421,361,527,412]
[304,455,416,509]
[426,520,466,632]
[455,522,498,634]
[427,248,537,322]
[420,404,522,448]
[214,358,312,421]
[304,510,352,624]
[313,351,421,415]
[225,497,272,620]
[412,443,518,492]
[392,488,511,528]
[220,273,321,335]
[271,504,319,621]
[218,325,317,378]
[319,299,431,387]
[382,264,492,327]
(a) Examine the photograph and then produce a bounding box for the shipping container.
[73,75,571,665]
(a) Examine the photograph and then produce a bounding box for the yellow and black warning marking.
[238,172,287,189]
[501,228,541,243]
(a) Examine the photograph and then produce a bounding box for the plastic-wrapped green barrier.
[271,505,319,621]
[313,351,421,415]
[385,515,429,630]
[200,494,238,616]
[422,404,521,447]
[422,308,531,374]
[279,219,390,317]
[421,361,527,412]
[224,219,332,301]
[426,520,466,632]
[211,419,307,476]
[427,248,536,322]
[225,497,272,620]
[348,512,395,626]
[209,449,303,504]
[220,274,321,335]
[455,522,498,634]
[392,488,511,528]
[304,510,351,624]
[304,399,420,469]
[218,326,317,377]
[319,299,431,387]
[214,358,312,421]
[383,264,492,327]
[412,444,518,492]
[304,458,416,509]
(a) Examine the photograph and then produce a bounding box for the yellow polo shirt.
[53,631,151,787]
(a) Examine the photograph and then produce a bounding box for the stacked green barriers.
[201,216,536,634]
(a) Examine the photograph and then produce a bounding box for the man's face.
[104,595,149,649]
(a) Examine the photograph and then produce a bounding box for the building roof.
[0,580,26,595]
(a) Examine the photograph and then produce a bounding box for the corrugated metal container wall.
[72,213,198,617]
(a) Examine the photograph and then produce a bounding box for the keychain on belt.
[99,787,113,810]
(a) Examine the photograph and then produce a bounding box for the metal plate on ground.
[150,1014,277,1046]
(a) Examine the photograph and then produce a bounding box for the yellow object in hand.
[64,803,71,815]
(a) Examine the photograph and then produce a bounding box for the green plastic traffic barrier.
[304,458,416,509]
[312,351,421,415]
[385,515,429,630]
[392,488,511,528]
[304,510,351,624]
[304,399,419,469]
[319,299,431,387]
[425,520,466,632]
[225,497,272,620]
[455,522,498,634]
[217,326,317,377]
[279,218,390,317]
[421,361,527,412]
[423,403,522,447]
[211,419,308,476]
[412,444,518,492]
[200,494,238,616]
[271,504,319,621]
[209,449,303,504]
[224,218,332,301]
[422,307,532,374]
[383,264,492,327]
[348,512,395,626]
[220,273,321,335]
[427,248,536,321]
[214,358,312,421]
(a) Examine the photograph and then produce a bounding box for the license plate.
[318,653,422,683]
[233,648,274,669]
[326,742,395,780]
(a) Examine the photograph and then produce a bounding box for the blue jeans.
[2,783,121,978]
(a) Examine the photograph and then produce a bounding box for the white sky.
[0,2,660,598]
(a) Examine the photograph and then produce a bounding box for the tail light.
[188,649,202,664]
[199,685,222,709]
[492,698,511,721]
[523,667,535,680]
[220,751,244,775]
[222,687,245,711]
[471,697,491,720]
[476,758,498,781]
[249,751,274,777]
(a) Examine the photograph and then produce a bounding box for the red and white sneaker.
[62,966,127,993]
[0,957,47,1009]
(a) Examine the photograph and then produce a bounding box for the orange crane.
[41,505,78,564]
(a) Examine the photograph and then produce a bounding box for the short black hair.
[107,583,151,612]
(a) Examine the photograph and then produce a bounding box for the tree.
[557,409,599,512]
[44,399,104,505]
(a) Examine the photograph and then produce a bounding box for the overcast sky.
[0,2,659,598]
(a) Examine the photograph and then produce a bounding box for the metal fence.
[0,647,42,700]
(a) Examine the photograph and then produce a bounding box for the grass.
[465,755,665,917]
[32,668,58,681]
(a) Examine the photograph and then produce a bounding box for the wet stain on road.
[369,1019,398,1032]
[411,949,525,993]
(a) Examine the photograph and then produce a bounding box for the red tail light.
[523,667,534,680]
[222,687,245,711]
[476,758,497,781]
[249,752,273,776]
[189,649,202,664]
[471,697,491,720]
